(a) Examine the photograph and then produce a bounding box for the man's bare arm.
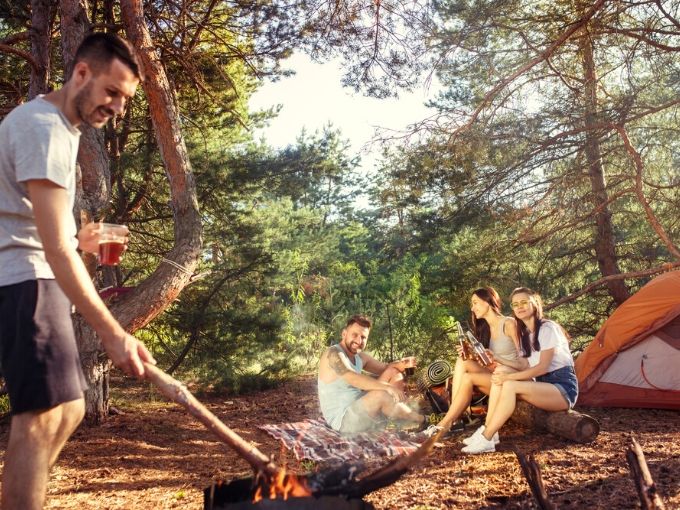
[324,349,402,399]
[360,352,389,375]
[28,179,155,378]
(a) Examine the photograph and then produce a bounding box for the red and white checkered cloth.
[258,418,421,463]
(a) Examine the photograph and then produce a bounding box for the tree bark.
[116,0,203,332]
[59,0,117,424]
[28,0,54,99]
[580,26,630,305]
[509,400,600,443]
[55,0,203,422]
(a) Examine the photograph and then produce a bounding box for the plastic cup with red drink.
[98,223,128,265]
[402,356,417,377]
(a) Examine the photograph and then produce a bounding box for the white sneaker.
[461,432,496,454]
[462,425,499,445]
[462,425,484,445]
[422,424,443,438]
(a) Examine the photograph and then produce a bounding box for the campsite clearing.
[1,373,677,509]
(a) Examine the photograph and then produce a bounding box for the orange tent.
[575,270,680,410]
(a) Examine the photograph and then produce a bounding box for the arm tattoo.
[328,348,351,376]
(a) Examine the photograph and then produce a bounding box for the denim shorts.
[536,365,578,409]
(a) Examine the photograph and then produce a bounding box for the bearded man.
[0,33,155,509]
[317,315,425,434]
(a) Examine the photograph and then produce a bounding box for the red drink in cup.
[403,356,416,376]
[98,223,128,266]
[99,241,125,265]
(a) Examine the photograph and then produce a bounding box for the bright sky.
[249,53,439,173]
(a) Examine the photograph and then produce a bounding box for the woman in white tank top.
[423,287,528,437]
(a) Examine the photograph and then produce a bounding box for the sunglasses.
[511,299,531,309]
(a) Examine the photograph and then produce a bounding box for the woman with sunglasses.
[423,287,528,437]
[461,287,578,453]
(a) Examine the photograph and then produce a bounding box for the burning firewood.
[144,363,444,500]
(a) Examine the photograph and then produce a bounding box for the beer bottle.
[465,331,492,366]
[456,322,471,360]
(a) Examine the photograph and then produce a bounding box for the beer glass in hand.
[98,223,128,266]
[402,356,417,376]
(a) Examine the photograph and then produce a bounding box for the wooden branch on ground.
[516,452,555,510]
[510,401,599,443]
[626,435,667,510]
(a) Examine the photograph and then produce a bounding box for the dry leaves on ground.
[0,374,677,509]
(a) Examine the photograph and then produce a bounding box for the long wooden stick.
[143,363,280,479]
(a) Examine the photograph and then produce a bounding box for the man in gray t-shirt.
[0,33,156,510]
[0,97,80,284]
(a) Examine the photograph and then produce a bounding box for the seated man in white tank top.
[318,315,425,434]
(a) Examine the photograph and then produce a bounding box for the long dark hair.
[510,287,544,357]
[471,287,503,349]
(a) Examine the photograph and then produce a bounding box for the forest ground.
[1,373,678,509]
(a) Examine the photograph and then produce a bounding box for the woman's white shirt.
[527,321,574,372]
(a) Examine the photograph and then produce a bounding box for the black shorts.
[0,279,88,414]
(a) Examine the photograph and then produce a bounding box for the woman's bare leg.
[439,372,490,430]
[485,366,515,419]
[451,358,486,398]
[482,381,566,440]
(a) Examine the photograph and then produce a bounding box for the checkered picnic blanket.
[258,418,421,463]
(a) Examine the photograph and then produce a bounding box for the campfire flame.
[252,468,312,503]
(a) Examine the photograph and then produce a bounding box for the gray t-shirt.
[0,96,81,286]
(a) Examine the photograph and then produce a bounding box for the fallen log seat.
[509,400,600,443]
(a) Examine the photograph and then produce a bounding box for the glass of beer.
[402,356,417,377]
[98,223,128,266]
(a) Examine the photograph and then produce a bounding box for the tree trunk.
[28,0,54,99]
[55,0,203,422]
[580,26,629,305]
[60,0,117,424]
[116,0,203,331]
[509,400,600,443]
[74,321,111,423]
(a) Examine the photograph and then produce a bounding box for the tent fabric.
[574,270,680,410]
[598,334,680,389]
